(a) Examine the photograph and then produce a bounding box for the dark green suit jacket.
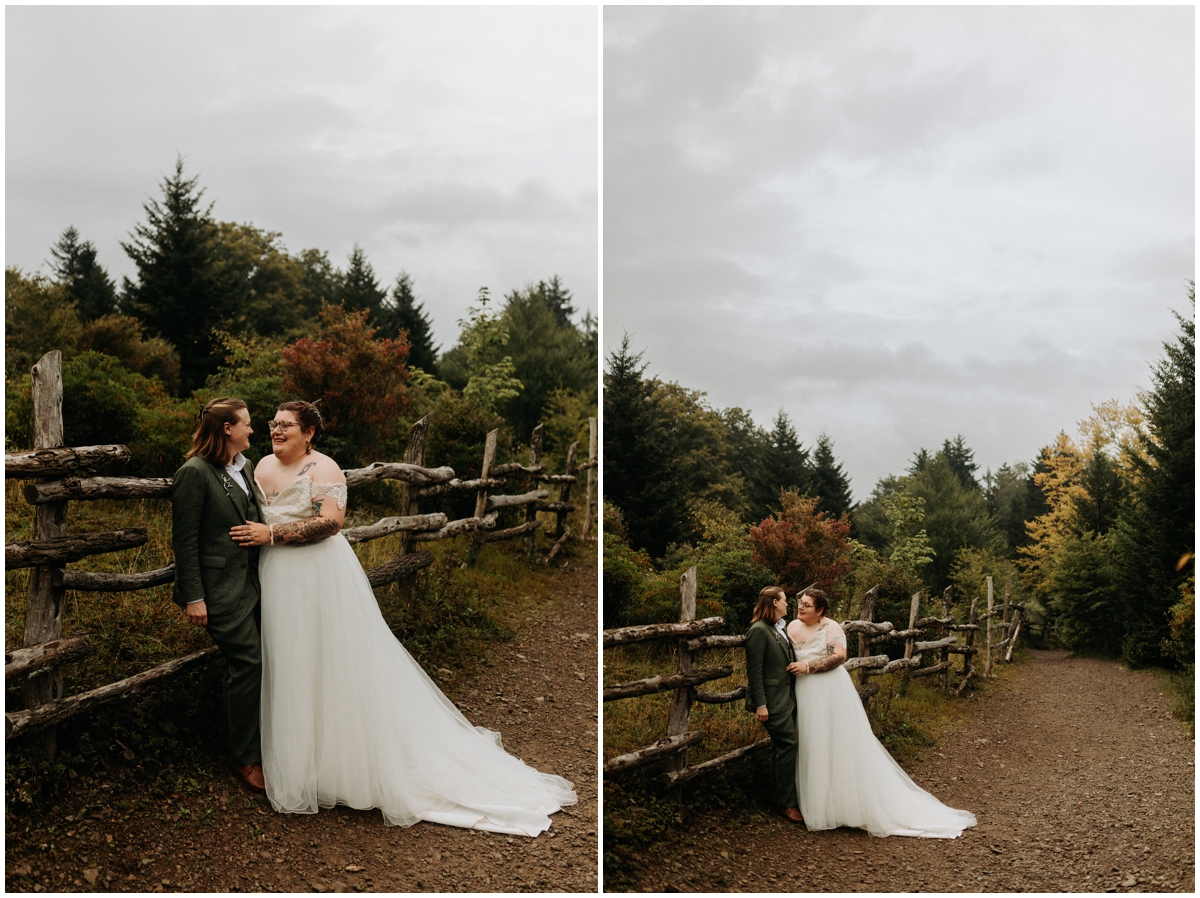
[744,619,796,717]
[171,455,264,610]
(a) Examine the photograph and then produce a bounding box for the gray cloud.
[605,5,1193,496]
[7,6,597,349]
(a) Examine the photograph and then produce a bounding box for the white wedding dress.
[256,475,576,836]
[792,625,976,838]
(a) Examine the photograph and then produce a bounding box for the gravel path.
[618,649,1194,893]
[6,548,599,893]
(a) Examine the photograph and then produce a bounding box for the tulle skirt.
[795,666,976,838]
[259,534,576,836]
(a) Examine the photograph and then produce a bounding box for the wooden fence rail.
[603,569,1024,788]
[4,351,597,754]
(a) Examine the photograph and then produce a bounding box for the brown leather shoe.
[780,807,805,824]
[229,760,266,793]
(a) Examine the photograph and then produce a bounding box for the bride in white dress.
[229,401,576,836]
[785,588,976,839]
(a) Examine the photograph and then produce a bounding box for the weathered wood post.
[397,416,431,589]
[470,429,498,564]
[940,586,952,694]
[23,352,68,758]
[523,425,543,560]
[984,576,995,677]
[856,586,879,706]
[581,417,596,542]
[555,440,579,539]
[898,591,921,697]
[665,566,698,798]
[1006,600,1024,663]
[956,595,980,694]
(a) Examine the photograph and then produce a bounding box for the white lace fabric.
[258,475,346,525]
[792,623,847,663]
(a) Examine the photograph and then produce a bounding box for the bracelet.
[269,524,275,546]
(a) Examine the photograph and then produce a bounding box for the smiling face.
[268,409,314,459]
[795,594,823,626]
[772,593,789,623]
[223,408,253,457]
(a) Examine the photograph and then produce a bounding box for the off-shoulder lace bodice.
[257,475,347,526]
[790,623,847,665]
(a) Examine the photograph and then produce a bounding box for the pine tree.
[340,245,387,318]
[941,435,981,491]
[603,336,683,557]
[48,226,118,321]
[1113,289,1195,666]
[809,432,854,517]
[383,272,439,370]
[121,157,224,394]
[756,411,809,516]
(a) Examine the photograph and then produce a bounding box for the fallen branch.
[659,739,771,788]
[604,618,724,648]
[4,445,130,479]
[6,646,220,740]
[6,635,92,681]
[604,666,733,702]
[604,731,705,774]
[364,551,435,587]
[62,565,176,592]
[6,529,148,570]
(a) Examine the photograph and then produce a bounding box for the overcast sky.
[604,6,1194,500]
[7,5,598,350]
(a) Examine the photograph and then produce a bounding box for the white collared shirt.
[225,453,250,496]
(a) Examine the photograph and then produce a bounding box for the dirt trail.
[7,548,598,893]
[621,649,1194,893]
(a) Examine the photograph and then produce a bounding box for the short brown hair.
[800,587,830,618]
[186,397,247,465]
[751,586,787,625]
[277,400,322,445]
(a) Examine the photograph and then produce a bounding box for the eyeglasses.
[796,602,814,610]
[267,421,297,433]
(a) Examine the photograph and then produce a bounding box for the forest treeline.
[5,158,597,519]
[604,291,1194,681]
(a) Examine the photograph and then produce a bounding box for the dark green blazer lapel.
[206,459,249,522]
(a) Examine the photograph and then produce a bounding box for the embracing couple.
[745,585,976,838]
[171,396,576,836]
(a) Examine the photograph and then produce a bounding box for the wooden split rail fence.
[602,569,1024,788]
[4,350,597,752]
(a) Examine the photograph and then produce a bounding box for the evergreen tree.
[809,432,854,517]
[756,411,809,516]
[382,272,439,370]
[536,275,576,328]
[121,157,225,394]
[941,435,981,491]
[1112,290,1195,666]
[340,245,387,318]
[603,337,684,558]
[48,226,118,321]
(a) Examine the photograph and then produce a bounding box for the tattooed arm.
[798,621,848,675]
[270,515,342,545]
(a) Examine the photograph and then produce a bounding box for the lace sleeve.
[313,482,348,510]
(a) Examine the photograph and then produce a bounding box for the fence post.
[470,429,498,564]
[523,425,543,561]
[956,595,980,694]
[23,351,68,758]
[665,566,698,798]
[856,585,878,706]
[555,441,579,540]
[940,586,952,693]
[397,415,431,588]
[581,417,596,542]
[898,591,920,697]
[984,576,995,677]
